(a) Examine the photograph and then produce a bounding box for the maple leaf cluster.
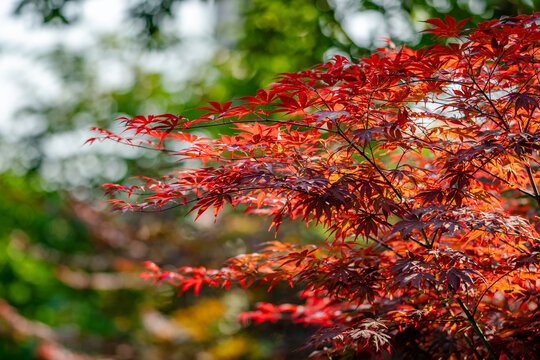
[91,14,540,359]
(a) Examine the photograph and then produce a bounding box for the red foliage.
[93,14,540,359]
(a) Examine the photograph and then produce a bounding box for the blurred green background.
[0,0,536,359]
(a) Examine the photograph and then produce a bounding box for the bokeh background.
[0,0,536,359]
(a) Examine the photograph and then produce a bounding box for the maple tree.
[90,14,540,359]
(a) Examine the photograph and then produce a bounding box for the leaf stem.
[465,57,509,131]
[335,129,403,202]
[526,165,540,205]
[472,269,515,316]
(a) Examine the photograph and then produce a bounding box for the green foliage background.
[0,0,536,358]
